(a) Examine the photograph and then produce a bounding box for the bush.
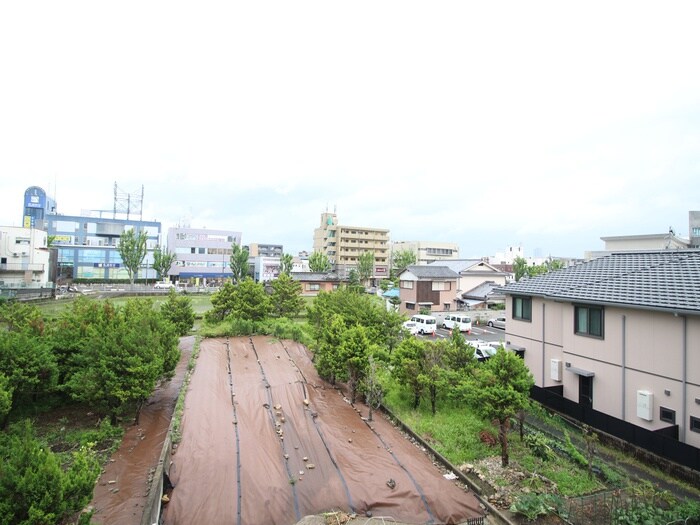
[0,420,101,525]
[524,431,557,461]
[510,493,567,521]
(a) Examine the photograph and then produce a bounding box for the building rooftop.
[503,250,700,314]
[403,265,459,279]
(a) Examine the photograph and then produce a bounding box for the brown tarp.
[90,336,195,524]
[163,336,483,525]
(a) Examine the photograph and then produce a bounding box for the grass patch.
[382,376,607,497]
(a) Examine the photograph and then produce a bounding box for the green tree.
[206,278,271,323]
[152,244,177,280]
[313,314,347,383]
[338,325,373,404]
[0,300,44,334]
[0,330,58,426]
[545,258,565,272]
[469,349,534,466]
[118,229,148,287]
[513,256,528,282]
[269,273,304,318]
[280,253,294,276]
[357,251,375,287]
[229,243,250,284]
[63,299,180,424]
[392,336,427,409]
[0,373,12,429]
[308,251,331,273]
[392,249,417,275]
[419,339,449,415]
[0,420,101,524]
[161,289,195,336]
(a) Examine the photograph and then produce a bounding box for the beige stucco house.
[291,272,341,296]
[502,250,700,457]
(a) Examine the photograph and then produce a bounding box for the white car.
[154,282,175,289]
[487,317,506,330]
[402,321,420,336]
[469,339,497,361]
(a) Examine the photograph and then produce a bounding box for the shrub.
[510,493,567,521]
[524,431,557,461]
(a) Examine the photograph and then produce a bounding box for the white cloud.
[1,1,699,257]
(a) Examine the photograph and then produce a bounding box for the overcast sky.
[2,2,699,259]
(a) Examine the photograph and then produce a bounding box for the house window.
[306,284,320,291]
[691,416,700,434]
[400,280,414,289]
[575,305,604,338]
[406,302,415,310]
[513,296,532,321]
[659,407,675,424]
[432,281,450,291]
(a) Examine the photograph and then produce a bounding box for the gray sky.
[2,1,699,259]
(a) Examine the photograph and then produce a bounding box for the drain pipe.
[621,315,626,421]
[541,303,545,387]
[681,315,687,443]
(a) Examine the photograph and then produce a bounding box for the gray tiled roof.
[404,265,459,279]
[428,259,481,273]
[291,272,340,282]
[503,250,700,313]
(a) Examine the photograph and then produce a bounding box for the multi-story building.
[246,243,283,258]
[689,211,700,249]
[391,240,459,265]
[22,186,57,230]
[312,211,390,281]
[0,226,52,288]
[502,250,700,466]
[167,227,242,283]
[49,213,161,281]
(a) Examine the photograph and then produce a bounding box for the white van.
[442,313,473,333]
[410,314,438,335]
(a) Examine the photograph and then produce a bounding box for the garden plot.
[163,336,483,525]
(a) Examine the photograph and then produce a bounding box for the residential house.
[291,272,342,296]
[429,259,510,309]
[397,265,459,314]
[390,240,459,265]
[502,250,700,462]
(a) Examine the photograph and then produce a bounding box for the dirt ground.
[88,336,195,524]
[161,336,484,525]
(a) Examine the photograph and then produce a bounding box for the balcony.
[0,263,45,272]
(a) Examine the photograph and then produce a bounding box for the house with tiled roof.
[397,265,459,314]
[502,250,700,464]
[290,272,342,296]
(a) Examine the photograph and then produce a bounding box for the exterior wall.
[506,294,700,448]
[47,215,161,281]
[391,241,459,265]
[398,275,456,314]
[298,280,339,296]
[22,186,57,230]
[168,227,241,281]
[252,256,280,282]
[603,235,686,251]
[0,226,51,287]
[690,211,700,249]
[313,212,389,280]
[247,243,283,257]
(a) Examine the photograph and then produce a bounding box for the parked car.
[410,314,438,335]
[470,339,497,361]
[402,321,420,336]
[154,282,175,289]
[442,313,473,333]
[487,316,506,329]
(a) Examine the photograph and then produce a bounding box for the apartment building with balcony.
[312,211,390,281]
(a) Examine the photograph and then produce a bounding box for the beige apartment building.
[502,250,700,460]
[312,212,389,281]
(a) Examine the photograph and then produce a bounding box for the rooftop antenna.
[113,182,144,220]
